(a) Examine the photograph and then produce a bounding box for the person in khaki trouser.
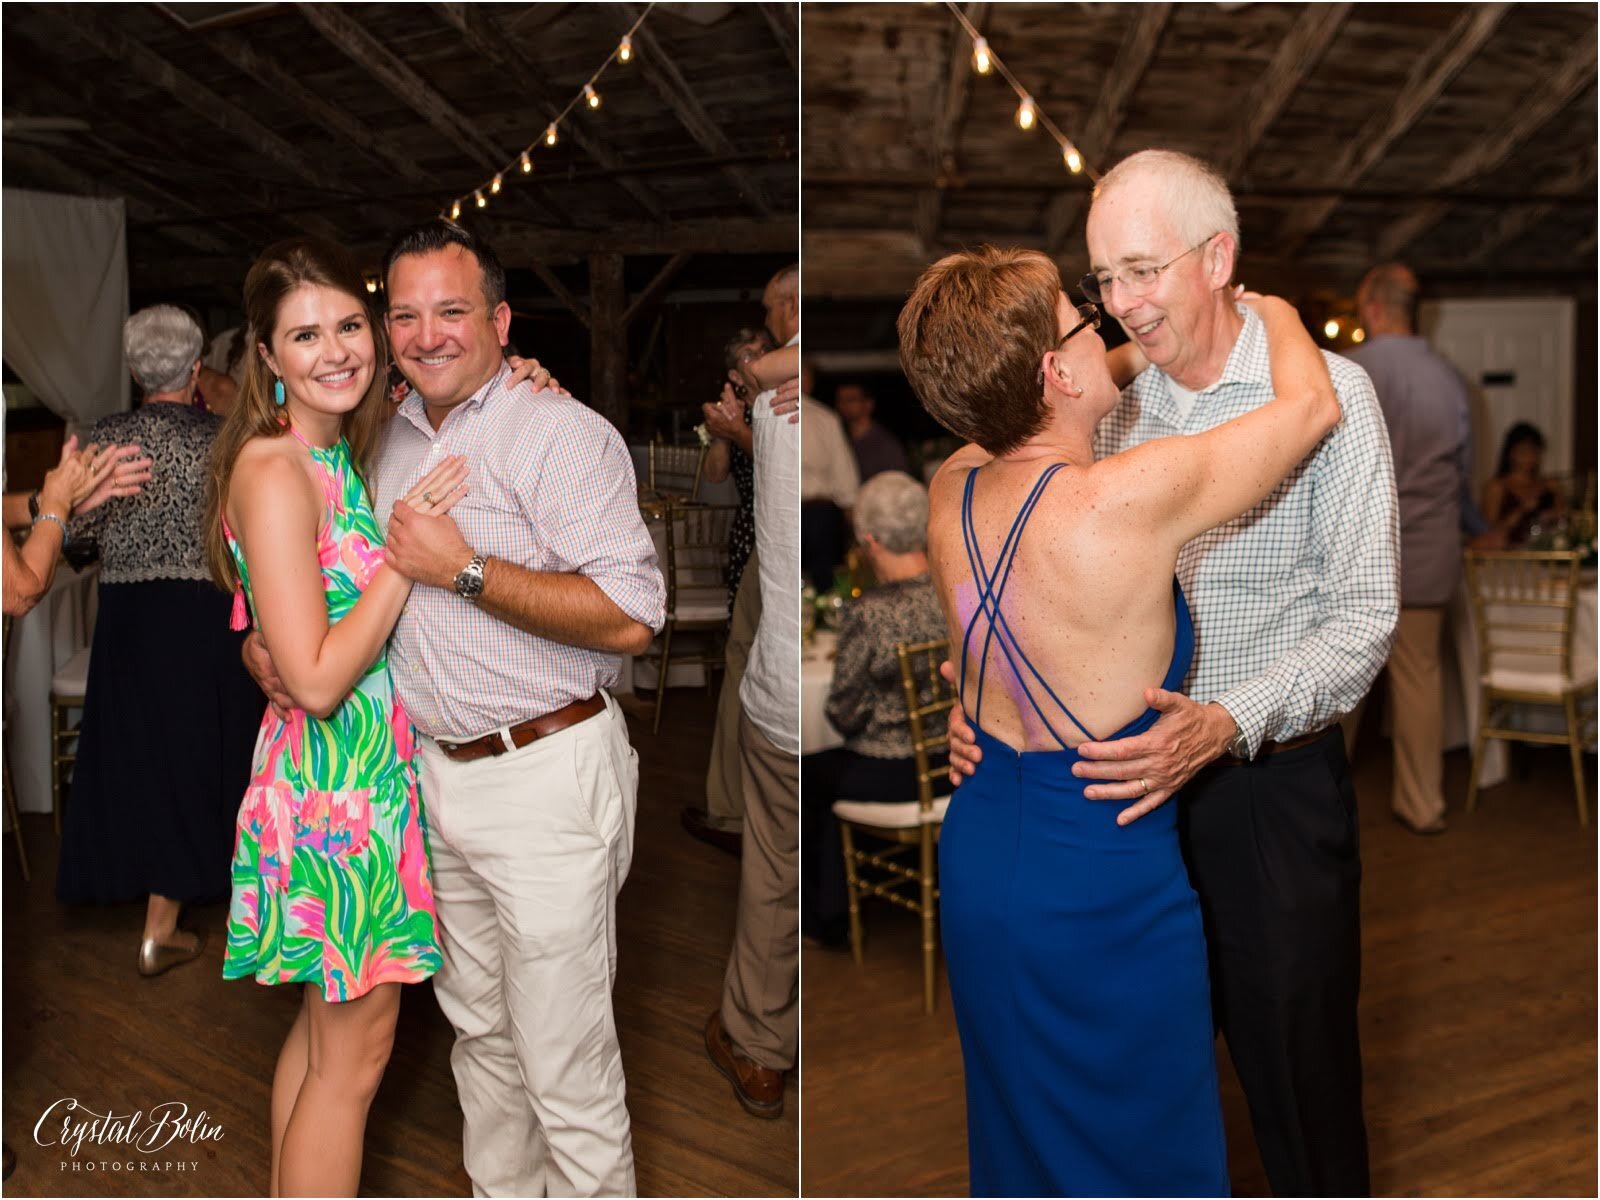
[1344,262,1474,835]
[704,266,802,1117]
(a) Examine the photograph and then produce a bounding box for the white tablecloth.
[4,564,98,814]
[1443,573,1597,788]
[801,629,844,755]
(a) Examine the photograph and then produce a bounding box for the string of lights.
[944,1,1095,182]
[442,2,656,222]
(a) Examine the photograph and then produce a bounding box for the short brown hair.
[896,246,1060,455]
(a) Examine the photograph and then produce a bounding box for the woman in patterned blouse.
[801,470,947,945]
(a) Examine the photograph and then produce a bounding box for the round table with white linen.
[801,628,845,755]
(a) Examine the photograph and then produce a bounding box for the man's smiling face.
[385,245,511,411]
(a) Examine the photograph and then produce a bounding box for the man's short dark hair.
[382,219,507,309]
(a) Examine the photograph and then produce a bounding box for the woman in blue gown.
[897,246,1340,1197]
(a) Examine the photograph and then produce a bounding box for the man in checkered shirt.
[247,221,664,1196]
[949,150,1399,1195]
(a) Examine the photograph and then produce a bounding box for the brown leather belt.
[1214,726,1332,768]
[434,693,606,763]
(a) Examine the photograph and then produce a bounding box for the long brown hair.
[204,237,390,592]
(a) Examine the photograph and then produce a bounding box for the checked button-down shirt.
[1094,305,1400,758]
[371,364,665,742]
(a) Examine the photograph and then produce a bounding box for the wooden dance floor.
[802,739,1598,1198]
[3,690,796,1197]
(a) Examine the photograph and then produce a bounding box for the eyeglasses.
[1058,301,1101,346]
[1079,234,1217,305]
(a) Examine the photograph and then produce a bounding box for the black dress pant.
[800,748,919,942]
[800,500,848,593]
[1177,728,1371,1197]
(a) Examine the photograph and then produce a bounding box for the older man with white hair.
[947,149,1398,1195]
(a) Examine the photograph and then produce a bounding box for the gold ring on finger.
[422,491,434,505]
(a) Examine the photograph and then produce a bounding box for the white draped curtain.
[2,187,130,428]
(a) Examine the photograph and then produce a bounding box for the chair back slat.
[896,638,956,814]
[648,442,708,502]
[1464,550,1582,682]
[661,501,736,620]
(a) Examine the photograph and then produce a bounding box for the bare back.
[929,455,1186,751]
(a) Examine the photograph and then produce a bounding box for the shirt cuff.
[1212,679,1277,760]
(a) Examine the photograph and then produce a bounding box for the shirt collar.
[1132,303,1270,418]
[395,362,510,437]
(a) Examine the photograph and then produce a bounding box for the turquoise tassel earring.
[273,379,286,407]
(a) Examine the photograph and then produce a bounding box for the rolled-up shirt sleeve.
[1215,360,1401,756]
[524,407,666,633]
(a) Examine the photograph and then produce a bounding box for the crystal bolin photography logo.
[34,1097,224,1174]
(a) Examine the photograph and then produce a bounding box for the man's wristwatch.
[453,553,487,602]
[1227,725,1250,760]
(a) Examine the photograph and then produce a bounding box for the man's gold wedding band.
[422,491,434,505]
[1140,777,1150,795]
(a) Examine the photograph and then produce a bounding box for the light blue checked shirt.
[1094,306,1400,758]
[371,364,665,741]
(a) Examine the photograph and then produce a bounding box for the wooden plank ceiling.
[1,2,799,300]
[802,1,1597,301]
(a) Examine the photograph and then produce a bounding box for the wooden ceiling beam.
[1466,141,1597,265]
[622,252,694,328]
[427,3,668,223]
[200,27,430,187]
[1274,3,1511,255]
[1214,3,1352,182]
[492,217,793,259]
[1043,3,1172,257]
[756,2,797,73]
[296,2,571,226]
[1377,38,1598,261]
[614,3,773,217]
[30,6,381,245]
[530,263,592,329]
[918,2,989,251]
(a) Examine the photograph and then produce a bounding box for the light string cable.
[943,1,1101,184]
[444,2,657,220]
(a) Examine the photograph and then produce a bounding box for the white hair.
[124,305,203,394]
[1092,149,1240,257]
[855,470,928,555]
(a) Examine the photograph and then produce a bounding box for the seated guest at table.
[2,438,149,617]
[800,470,946,946]
[684,326,776,855]
[1483,421,1565,546]
[802,360,859,591]
[55,305,267,978]
[835,381,909,483]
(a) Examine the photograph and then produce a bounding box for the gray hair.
[855,470,928,555]
[124,305,203,394]
[722,326,775,371]
[1092,149,1240,257]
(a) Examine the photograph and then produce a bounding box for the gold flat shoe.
[137,930,206,977]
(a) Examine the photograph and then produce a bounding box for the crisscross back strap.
[958,463,1098,748]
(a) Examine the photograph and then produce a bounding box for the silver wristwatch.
[1227,726,1250,760]
[453,553,487,602]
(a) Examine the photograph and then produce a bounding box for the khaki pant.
[419,693,638,1197]
[1342,607,1446,828]
[704,549,762,833]
[719,711,799,1070]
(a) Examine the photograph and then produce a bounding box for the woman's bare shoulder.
[231,435,318,513]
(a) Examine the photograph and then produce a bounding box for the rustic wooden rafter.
[1214,3,1352,181]
[427,3,669,223]
[615,3,773,217]
[1467,141,1597,265]
[1043,3,1172,257]
[1275,3,1511,254]
[530,262,592,329]
[296,2,572,226]
[756,2,797,73]
[917,2,989,250]
[1377,39,1598,260]
[622,251,693,328]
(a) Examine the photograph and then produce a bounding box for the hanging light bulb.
[490,173,503,195]
[1062,142,1083,174]
[450,198,461,220]
[618,34,633,63]
[544,123,559,147]
[1323,319,1340,339]
[585,84,601,110]
[365,277,378,294]
[474,189,487,209]
[1015,94,1036,132]
[520,150,533,174]
[971,37,992,75]
[1351,327,1366,344]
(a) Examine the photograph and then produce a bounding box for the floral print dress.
[221,431,441,1002]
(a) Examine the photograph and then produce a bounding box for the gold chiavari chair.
[646,441,708,503]
[643,500,736,734]
[2,617,29,881]
[1464,549,1594,824]
[833,637,956,1013]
